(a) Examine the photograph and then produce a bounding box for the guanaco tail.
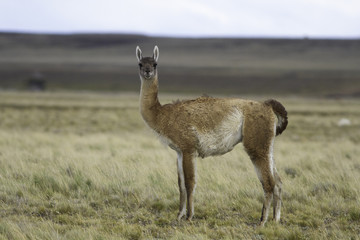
[136,46,288,226]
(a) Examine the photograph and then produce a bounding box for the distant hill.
[0,32,359,97]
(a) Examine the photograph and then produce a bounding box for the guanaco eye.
[153,63,157,68]
[138,63,142,68]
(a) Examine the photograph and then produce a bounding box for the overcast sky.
[1,0,359,38]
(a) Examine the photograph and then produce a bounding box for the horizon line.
[1,30,359,40]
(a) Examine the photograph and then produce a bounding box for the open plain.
[0,91,359,239]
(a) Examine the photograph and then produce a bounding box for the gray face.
[138,57,157,80]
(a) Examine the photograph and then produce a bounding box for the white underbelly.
[194,109,243,158]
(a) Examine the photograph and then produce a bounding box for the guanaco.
[136,46,288,226]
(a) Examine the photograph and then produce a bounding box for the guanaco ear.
[153,46,159,62]
[136,46,142,62]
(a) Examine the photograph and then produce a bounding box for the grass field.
[0,91,359,239]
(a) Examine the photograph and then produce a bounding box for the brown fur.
[136,46,287,225]
[264,99,288,135]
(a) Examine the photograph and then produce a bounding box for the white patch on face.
[194,108,244,157]
[139,73,152,84]
[144,71,155,79]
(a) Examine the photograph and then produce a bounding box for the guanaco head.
[136,46,159,80]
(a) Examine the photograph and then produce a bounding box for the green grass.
[0,91,359,239]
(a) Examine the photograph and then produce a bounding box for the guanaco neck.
[139,75,161,130]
